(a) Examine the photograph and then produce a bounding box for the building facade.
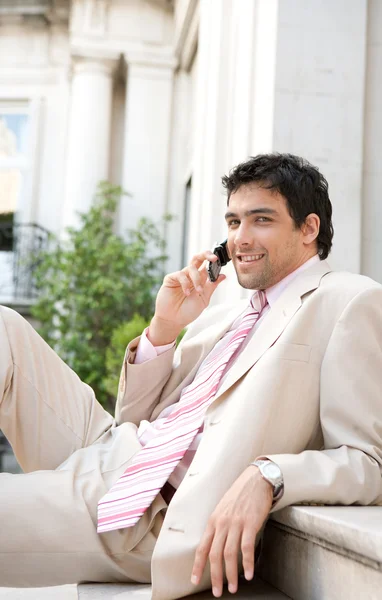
[0,0,381,310]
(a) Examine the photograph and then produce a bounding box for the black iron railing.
[0,1,52,15]
[0,430,11,472]
[0,222,50,303]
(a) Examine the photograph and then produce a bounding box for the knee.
[0,305,28,329]
[0,306,36,341]
[0,306,43,369]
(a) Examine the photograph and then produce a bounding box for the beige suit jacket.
[115,260,382,600]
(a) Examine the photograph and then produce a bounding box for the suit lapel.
[178,300,249,373]
[212,260,332,402]
[157,300,251,412]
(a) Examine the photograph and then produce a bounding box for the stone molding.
[174,0,199,70]
[124,49,177,71]
[0,66,70,86]
[71,55,118,78]
[81,0,110,37]
[70,38,176,78]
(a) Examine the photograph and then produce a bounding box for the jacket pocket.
[268,342,311,362]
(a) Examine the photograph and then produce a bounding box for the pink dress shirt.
[134,255,320,489]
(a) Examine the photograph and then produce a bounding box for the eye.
[256,217,271,223]
[227,219,240,228]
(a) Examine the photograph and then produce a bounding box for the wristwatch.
[250,459,284,502]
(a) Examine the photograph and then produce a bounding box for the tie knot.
[250,290,267,314]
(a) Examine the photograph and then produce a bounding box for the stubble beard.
[234,258,274,290]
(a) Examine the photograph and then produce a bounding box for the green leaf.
[30,181,170,412]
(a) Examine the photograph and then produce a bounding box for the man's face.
[225,184,317,290]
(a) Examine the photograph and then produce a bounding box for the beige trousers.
[0,306,167,587]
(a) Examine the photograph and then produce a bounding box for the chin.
[236,274,263,290]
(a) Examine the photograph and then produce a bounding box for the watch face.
[263,463,281,480]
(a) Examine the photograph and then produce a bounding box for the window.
[0,104,30,216]
[0,103,31,300]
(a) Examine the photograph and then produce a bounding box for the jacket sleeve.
[114,334,176,426]
[264,285,382,511]
[114,303,227,426]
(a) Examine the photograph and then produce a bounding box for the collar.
[264,254,321,308]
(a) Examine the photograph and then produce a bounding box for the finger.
[190,250,218,270]
[224,525,242,594]
[188,264,204,293]
[176,271,194,296]
[197,262,209,285]
[209,528,228,598]
[191,528,214,586]
[241,525,257,582]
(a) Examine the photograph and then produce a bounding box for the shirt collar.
[264,254,321,308]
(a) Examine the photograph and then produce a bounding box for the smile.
[237,254,265,263]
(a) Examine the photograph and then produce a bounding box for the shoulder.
[294,269,382,334]
[322,270,381,293]
[315,271,382,326]
[317,270,382,306]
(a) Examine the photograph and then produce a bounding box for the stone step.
[78,576,290,599]
[258,505,382,600]
[0,585,77,599]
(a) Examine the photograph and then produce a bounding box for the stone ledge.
[78,577,290,599]
[270,505,382,566]
[258,505,382,600]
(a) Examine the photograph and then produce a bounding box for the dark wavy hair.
[221,153,334,260]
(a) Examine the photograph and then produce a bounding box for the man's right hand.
[147,250,226,346]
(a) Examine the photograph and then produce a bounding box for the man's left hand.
[191,466,273,597]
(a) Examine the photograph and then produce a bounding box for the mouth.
[236,253,265,265]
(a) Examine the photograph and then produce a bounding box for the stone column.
[62,56,116,231]
[187,0,258,304]
[118,51,175,236]
[187,0,232,259]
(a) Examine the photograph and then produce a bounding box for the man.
[0,154,381,600]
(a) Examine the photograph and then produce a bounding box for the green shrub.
[31,182,169,412]
[176,328,187,346]
[104,316,187,399]
[104,314,150,398]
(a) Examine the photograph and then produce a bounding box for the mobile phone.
[207,240,231,282]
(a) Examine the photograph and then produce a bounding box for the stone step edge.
[267,518,381,572]
[77,576,291,599]
[270,505,382,565]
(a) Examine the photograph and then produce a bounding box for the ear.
[301,213,320,245]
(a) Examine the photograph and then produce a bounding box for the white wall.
[362,0,382,282]
[273,0,367,273]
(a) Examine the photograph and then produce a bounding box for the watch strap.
[250,459,284,501]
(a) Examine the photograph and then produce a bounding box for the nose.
[233,223,252,248]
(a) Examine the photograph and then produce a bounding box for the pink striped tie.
[97,290,268,533]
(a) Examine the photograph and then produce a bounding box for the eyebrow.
[224,208,279,220]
